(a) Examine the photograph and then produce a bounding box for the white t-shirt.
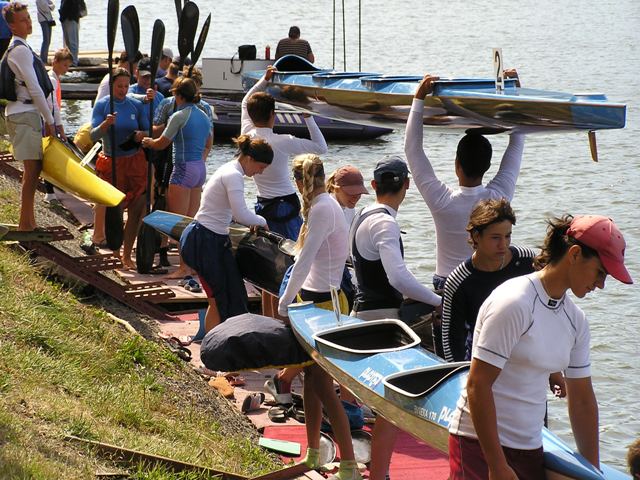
[95,73,110,104]
[5,37,55,124]
[278,193,348,315]
[351,203,441,307]
[405,98,525,277]
[195,160,267,235]
[449,272,591,449]
[241,78,328,199]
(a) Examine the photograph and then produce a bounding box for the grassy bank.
[0,180,280,478]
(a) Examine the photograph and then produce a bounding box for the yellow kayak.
[40,137,125,207]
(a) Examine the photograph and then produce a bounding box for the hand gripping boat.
[142,210,295,295]
[242,55,626,135]
[287,302,629,479]
[39,137,125,207]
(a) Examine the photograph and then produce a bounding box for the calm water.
[29,0,639,468]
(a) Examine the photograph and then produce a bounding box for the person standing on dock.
[241,65,327,317]
[2,2,55,232]
[405,73,525,356]
[448,214,632,478]
[275,26,315,63]
[58,0,85,66]
[35,0,54,64]
[349,156,442,480]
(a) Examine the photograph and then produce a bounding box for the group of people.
[2,3,634,477]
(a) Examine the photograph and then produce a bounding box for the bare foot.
[164,269,189,280]
[121,258,136,270]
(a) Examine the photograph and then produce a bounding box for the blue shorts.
[170,161,206,189]
[255,193,303,241]
[180,221,248,321]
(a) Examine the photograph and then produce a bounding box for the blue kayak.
[287,302,629,479]
[242,55,626,133]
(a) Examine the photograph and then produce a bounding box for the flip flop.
[147,265,169,275]
[164,337,192,362]
[287,405,305,423]
[268,405,287,423]
[177,275,193,287]
[241,392,265,413]
[264,374,293,405]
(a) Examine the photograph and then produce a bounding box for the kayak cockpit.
[384,363,470,398]
[313,319,421,354]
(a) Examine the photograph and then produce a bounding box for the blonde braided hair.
[292,154,325,252]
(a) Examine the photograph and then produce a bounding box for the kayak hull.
[242,56,626,133]
[287,302,628,479]
[40,137,125,207]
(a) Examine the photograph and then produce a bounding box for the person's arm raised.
[240,65,275,134]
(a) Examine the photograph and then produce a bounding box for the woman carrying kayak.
[142,76,212,288]
[448,214,632,479]
[277,154,361,480]
[178,135,271,332]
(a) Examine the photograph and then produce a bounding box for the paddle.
[174,0,182,23]
[136,19,166,274]
[104,0,124,251]
[177,1,199,70]
[121,5,140,85]
[188,12,211,76]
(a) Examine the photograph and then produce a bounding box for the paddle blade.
[174,0,182,23]
[121,5,140,63]
[105,205,124,251]
[106,0,119,55]
[149,20,166,81]
[177,1,199,65]
[136,223,160,274]
[191,13,211,68]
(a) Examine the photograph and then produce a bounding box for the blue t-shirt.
[91,95,150,157]
[0,2,11,40]
[127,83,165,113]
[155,76,173,97]
[162,104,211,163]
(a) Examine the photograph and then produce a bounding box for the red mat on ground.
[262,425,449,479]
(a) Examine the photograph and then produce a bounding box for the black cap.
[137,57,152,76]
[373,155,409,183]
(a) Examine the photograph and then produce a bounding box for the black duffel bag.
[238,44,256,60]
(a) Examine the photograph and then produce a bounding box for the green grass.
[0,239,281,479]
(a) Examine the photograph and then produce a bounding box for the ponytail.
[233,135,273,165]
[292,154,325,252]
[534,214,598,270]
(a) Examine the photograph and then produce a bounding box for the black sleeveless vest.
[351,207,403,312]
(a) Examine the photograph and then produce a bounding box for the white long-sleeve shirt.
[241,77,328,199]
[405,98,525,277]
[5,36,55,125]
[352,203,441,307]
[195,160,267,235]
[278,193,348,315]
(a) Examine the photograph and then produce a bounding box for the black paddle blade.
[149,20,165,81]
[177,1,199,67]
[105,205,124,251]
[190,12,211,73]
[121,5,140,64]
[174,0,182,23]
[135,223,160,274]
[107,0,119,56]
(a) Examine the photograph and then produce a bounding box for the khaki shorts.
[6,111,44,161]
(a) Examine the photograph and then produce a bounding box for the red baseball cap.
[567,215,633,284]
[334,165,369,195]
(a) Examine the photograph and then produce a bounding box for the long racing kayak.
[242,55,626,133]
[287,302,629,479]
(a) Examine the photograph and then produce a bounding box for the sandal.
[264,374,293,405]
[164,337,192,362]
[268,405,288,423]
[241,392,265,413]
[224,374,246,387]
[184,278,202,293]
[287,405,305,423]
[177,275,193,287]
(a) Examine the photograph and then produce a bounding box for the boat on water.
[241,55,627,134]
[287,301,629,480]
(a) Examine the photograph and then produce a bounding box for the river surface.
[28,0,639,469]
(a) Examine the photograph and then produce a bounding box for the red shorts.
[448,434,545,480]
[96,149,147,208]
